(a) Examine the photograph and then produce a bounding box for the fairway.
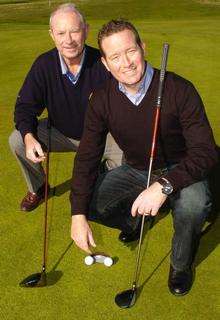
[0,1,220,319]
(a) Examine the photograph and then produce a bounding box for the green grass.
[0,1,220,319]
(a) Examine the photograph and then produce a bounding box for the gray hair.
[49,3,86,28]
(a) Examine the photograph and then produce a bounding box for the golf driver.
[19,120,51,287]
[115,43,170,308]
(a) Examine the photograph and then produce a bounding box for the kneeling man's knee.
[172,180,212,221]
[9,130,24,153]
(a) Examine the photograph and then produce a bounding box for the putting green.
[0,1,219,319]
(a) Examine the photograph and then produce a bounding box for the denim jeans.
[88,164,212,270]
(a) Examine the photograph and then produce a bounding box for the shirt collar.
[118,63,154,105]
[119,63,153,93]
[58,49,86,84]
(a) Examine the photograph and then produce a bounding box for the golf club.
[19,119,51,287]
[115,43,170,308]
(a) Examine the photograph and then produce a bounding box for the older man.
[70,19,218,295]
[9,4,122,211]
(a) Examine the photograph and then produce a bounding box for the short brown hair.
[98,19,142,57]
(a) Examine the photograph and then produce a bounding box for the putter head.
[115,287,137,308]
[19,271,47,288]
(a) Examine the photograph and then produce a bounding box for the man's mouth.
[64,46,78,50]
[124,68,136,75]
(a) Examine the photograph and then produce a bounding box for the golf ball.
[84,255,94,265]
[104,257,113,267]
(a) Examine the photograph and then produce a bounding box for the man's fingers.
[35,143,44,156]
[70,215,95,254]
[26,147,45,163]
[25,134,45,163]
[75,237,91,254]
[81,244,92,254]
[35,144,45,161]
[131,200,139,217]
[88,231,96,248]
[26,149,38,162]
[150,207,159,216]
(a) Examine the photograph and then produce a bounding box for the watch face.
[163,185,173,195]
[158,177,173,195]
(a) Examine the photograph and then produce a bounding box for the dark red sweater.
[70,69,218,215]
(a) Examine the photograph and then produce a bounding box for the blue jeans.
[89,164,212,270]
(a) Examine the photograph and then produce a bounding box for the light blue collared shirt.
[119,63,154,106]
[58,49,86,85]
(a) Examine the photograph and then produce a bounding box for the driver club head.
[19,271,47,288]
[115,287,137,308]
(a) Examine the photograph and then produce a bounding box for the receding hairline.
[49,3,86,29]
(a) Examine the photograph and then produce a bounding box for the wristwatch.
[157,177,173,195]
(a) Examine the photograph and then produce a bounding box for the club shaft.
[132,43,169,289]
[42,121,51,272]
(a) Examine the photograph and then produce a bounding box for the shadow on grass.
[51,178,72,197]
[46,241,73,286]
[137,250,171,299]
[125,209,170,252]
[195,146,220,266]
[46,270,63,286]
[195,218,220,267]
[30,179,71,214]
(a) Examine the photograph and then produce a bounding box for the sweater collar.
[118,62,154,106]
[58,48,86,84]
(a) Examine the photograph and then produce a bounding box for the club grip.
[156,43,169,107]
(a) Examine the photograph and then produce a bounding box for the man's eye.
[71,30,80,34]
[111,56,119,62]
[128,49,136,54]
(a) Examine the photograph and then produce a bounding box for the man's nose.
[65,32,72,43]
[122,54,131,67]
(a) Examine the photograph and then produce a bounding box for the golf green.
[0,1,219,319]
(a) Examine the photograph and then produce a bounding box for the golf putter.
[115,43,170,308]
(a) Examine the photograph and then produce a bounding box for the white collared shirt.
[119,63,154,106]
[58,49,86,85]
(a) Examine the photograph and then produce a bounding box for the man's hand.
[24,133,45,163]
[71,214,96,254]
[131,182,167,217]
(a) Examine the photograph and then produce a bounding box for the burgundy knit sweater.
[70,69,218,215]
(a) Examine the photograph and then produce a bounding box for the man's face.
[101,29,145,92]
[50,11,88,64]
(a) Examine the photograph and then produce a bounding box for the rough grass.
[0,0,220,25]
[196,0,220,4]
[0,1,220,320]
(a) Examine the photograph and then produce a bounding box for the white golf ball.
[84,255,94,266]
[104,257,113,267]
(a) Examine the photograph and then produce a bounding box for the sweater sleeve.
[164,81,218,191]
[14,58,46,140]
[70,91,108,215]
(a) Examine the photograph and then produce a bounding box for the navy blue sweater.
[14,45,109,140]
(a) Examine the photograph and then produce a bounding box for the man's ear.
[49,29,54,42]
[141,42,146,55]
[101,56,110,71]
[84,23,89,39]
